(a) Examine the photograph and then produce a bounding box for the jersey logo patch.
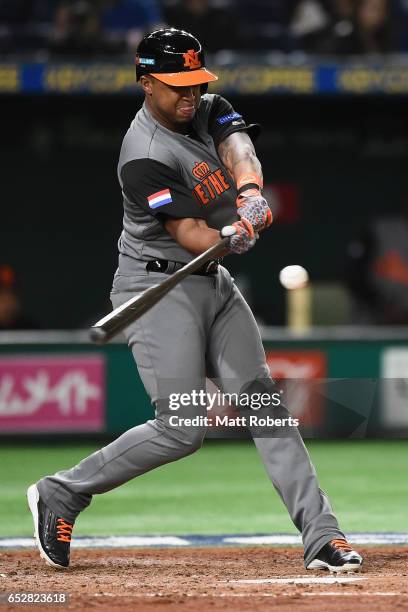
[183,49,201,70]
[192,161,211,180]
[147,189,172,209]
[216,112,243,125]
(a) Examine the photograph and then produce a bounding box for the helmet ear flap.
[200,83,208,94]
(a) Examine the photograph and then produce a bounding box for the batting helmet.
[135,28,218,88]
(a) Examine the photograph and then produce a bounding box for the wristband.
[236,173,263,192]
[236,183,261,197]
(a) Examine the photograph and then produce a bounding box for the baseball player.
[27,28,362,574]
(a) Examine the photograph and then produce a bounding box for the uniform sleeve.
[208,95,260,149]
[121,158,206,220]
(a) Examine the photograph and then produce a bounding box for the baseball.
[279,265,309,290]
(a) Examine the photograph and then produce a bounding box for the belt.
[146,258,219,276]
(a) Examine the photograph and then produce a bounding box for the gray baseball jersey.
[115,93,258,271]
[36,92,346,569]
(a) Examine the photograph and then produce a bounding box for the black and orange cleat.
[306,538,363,574]
[27,484,74,569]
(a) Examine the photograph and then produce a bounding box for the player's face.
[142,76,202,133]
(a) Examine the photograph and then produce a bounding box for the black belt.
[146,258,219,276]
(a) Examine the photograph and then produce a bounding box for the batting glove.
[228,219,257,255]
[236,189,273,233]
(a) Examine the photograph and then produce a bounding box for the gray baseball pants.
[37,264,345,565]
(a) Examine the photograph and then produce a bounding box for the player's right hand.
[228,219,257,255]
[236,191,273,233]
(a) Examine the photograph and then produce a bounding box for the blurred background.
[2,0,408,329]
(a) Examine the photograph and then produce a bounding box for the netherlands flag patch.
[147,188,173,209]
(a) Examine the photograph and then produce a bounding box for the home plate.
[230,576,365,585]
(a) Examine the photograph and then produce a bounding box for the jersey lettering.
[208,173,223,195]
[193,167,231,205]
[194,184,210,205]
[214,169,230,191]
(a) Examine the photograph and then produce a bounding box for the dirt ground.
[1,547,408,611]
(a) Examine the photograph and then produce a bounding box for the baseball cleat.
[27,484,74,569]
[306,538,363,574]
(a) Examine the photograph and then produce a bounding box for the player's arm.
[218,132,272,232]
[121,158,253,256]
[217,131,263,192]
[164,217,254,256]
[164,218,222,255]
[209,95,273,232]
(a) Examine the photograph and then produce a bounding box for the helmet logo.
[135,54,155,66]
[183,49,201,70]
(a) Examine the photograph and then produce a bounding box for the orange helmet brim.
[150,68,218,87]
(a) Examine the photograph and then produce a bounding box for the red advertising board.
[263,183,300,224]
[265,350,327,427]
[0,355,105,433]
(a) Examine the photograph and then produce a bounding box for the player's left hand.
[227,219,257,255]
[236,189,273,232]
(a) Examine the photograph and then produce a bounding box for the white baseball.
[279,265,309,290]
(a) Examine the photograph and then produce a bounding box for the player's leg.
[30,274,211,567]
[206,266,362,571]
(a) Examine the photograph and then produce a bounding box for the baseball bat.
[89,226,236,345]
